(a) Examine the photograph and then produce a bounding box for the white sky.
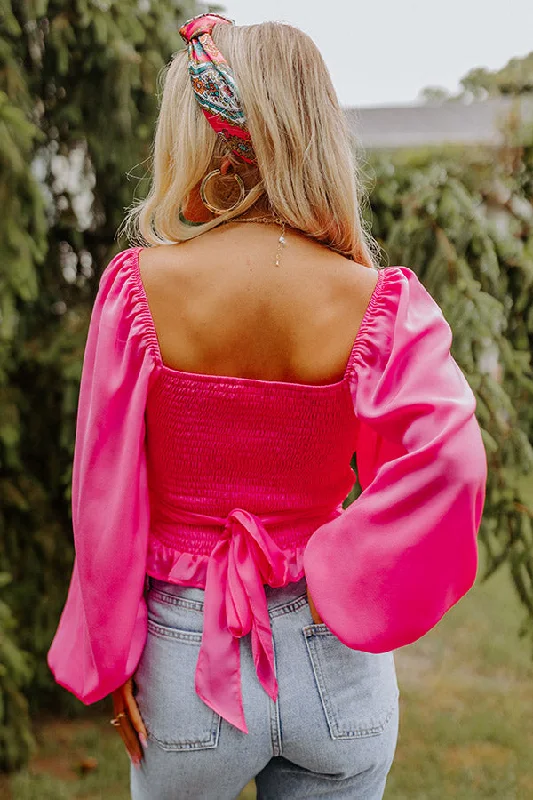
[215,0,533,108]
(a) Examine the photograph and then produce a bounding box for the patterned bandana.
[178,13,257,165]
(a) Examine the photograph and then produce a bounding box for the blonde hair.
[118,20,380,267]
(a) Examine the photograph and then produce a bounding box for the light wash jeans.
[130,574,400,799]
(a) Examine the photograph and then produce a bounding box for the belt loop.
[145,574,151,593]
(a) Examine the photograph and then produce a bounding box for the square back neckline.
[132,246,385,392]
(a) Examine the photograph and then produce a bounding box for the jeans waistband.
[146,573,308,610]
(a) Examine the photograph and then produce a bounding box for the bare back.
[138,223,379,386]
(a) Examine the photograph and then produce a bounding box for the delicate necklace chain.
[222,214,287,267]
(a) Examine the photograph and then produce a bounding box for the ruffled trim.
[347,266,410,377]
[146,534,307,587]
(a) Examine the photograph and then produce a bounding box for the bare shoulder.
[137,244,187,291]
[333,260,380,319]
[350,261,380,296]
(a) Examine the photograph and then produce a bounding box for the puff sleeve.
[47,247,157,703]
[303,265,488,652]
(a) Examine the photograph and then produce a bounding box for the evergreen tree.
[0,0,196,771]
[362,106,533,658]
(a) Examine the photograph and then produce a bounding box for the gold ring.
[110,711,127,726]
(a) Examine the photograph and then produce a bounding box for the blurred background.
[1,1,532,797]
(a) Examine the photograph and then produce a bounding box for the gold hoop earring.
[200,169,246,215]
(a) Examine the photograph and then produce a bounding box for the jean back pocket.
[133,583,221,752]
[303,623,399,740]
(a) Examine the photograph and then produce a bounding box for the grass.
[385,557,533,800]
[6,551,533,799]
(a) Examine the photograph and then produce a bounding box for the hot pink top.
[47,245,487,734]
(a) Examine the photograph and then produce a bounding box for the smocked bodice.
[145,369,360,555]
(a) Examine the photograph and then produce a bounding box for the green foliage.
[420,51,533,104]
[363,118,533,646]
[420,50,533,102]
[0,0,197,773]
[460,52,533,98]
[0,571,36,771]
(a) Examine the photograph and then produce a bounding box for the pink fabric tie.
[156,503,342,733]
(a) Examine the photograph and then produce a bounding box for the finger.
[123,680,148,740]
[116,712,143,763]
[307,587,323,624]
[112,690,143,762]
[112,690,124,715]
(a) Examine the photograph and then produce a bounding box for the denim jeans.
[130,574,400,799]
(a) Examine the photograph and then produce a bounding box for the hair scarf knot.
[178,13,257,164]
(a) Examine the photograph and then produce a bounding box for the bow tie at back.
[160,502,342,733]
[178,13,257,165]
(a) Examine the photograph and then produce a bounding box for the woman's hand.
[306,586,324,625]
[111,677,148,768]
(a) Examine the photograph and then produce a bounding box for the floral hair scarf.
[179,13,257,165]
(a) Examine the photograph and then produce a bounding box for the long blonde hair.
[118,20,380,267]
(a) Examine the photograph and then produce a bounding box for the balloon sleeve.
[47,248,157,703]
[303,266,488,652]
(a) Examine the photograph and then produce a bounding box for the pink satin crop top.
[47,246,488,734]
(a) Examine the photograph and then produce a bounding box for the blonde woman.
[47,13,487,799]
